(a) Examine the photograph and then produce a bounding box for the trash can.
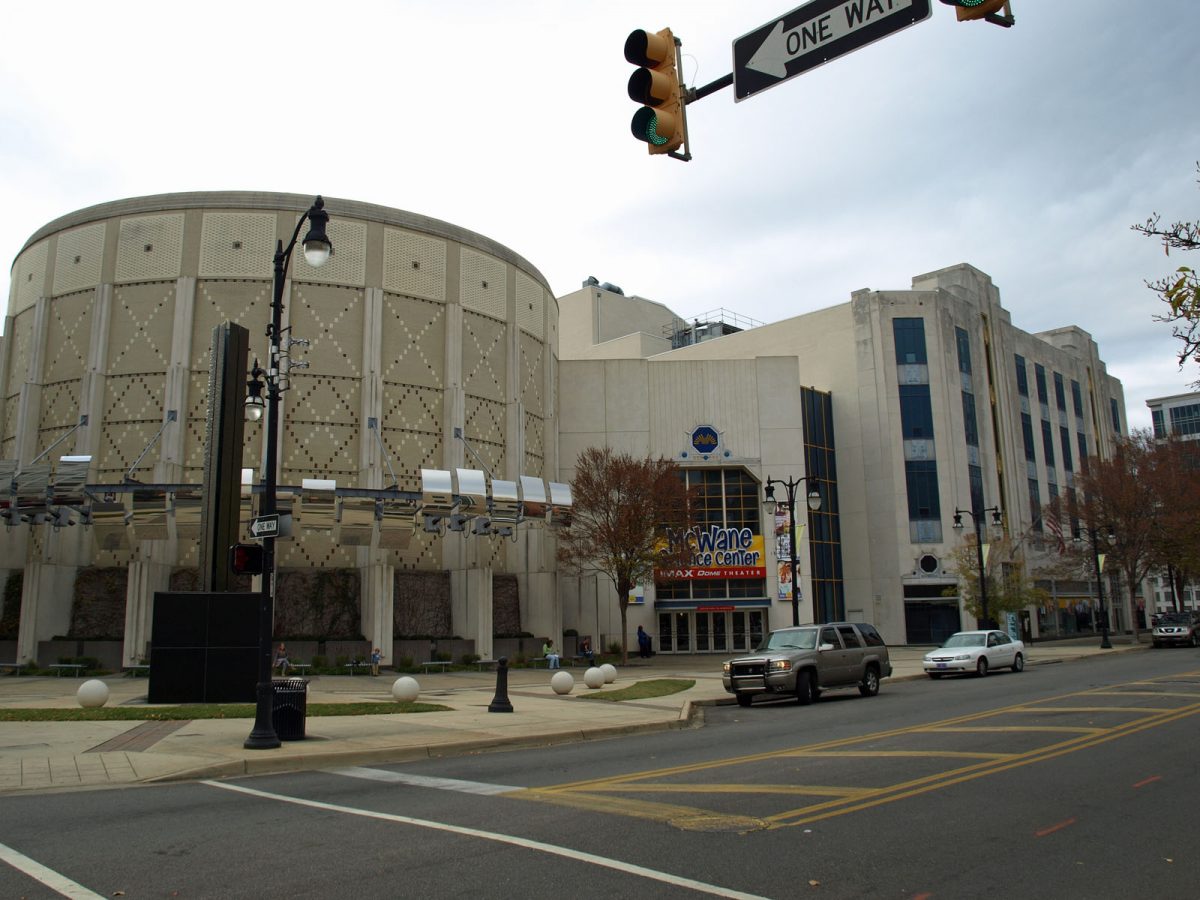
[271,677,308,741]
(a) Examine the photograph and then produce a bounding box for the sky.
[2,0,1197,432]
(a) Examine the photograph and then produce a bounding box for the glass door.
[695,613,711,652]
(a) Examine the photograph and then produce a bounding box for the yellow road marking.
[513,673,1200,830]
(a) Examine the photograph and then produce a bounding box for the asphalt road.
[3,648,1198,899]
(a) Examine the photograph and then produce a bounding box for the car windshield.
[942,633,985,648]
[1158,614,1190,625]
[759,629,818,651]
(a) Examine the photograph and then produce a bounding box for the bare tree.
[556,448,691,663]
[1133,162,1200,385]
[1072,433,1165,641]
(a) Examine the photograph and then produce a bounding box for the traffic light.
[229,542,264,575]
[624,27,685,155]
[938,0,1009,21]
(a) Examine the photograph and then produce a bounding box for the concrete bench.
[474,658,498,671]
[528,656,571,668]
[123,664,150,677]
[289,663,313,677]
[420,660,453,674]
[0,662,23,675]
[343,661,371,676]
[49,663,85,677]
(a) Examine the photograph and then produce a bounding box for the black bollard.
[488,656,513,713]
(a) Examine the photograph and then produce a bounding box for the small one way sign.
[733,0,931,101]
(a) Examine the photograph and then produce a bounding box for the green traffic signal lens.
[631,108,667,146]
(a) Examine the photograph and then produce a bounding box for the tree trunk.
[617,595,629,665]
[1124,575,1141,643]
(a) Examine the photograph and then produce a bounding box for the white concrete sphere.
[583,667,605,689]
[600,663,618,683]
[391,676,420,702]
[550,670,575,695]
[76,679,110,708]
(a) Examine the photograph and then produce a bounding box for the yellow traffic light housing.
[939,0,1012,23]
[625,27,686,156]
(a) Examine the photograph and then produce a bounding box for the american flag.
[1043,506,1067,553]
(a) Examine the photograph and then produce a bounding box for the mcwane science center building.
[1,192,1127,667]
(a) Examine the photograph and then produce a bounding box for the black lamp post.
[953,506,1002,630]
[243,197,333,750]
[764,476,822,627]
[1074,525,1114,650]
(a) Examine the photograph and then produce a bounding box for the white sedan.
[923,630,1025,678]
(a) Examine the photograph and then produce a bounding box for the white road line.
[0,841,105,899]
[327,765,521,795]
[203,780,772,900]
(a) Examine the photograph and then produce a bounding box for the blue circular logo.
[690,425,719,455]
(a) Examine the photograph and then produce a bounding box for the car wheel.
[976,657,989,677]
[928,672,943,679]
[736,693,752,708]
[859,665,880,697]
[1012,653,1024,672]
[795,670,816,706]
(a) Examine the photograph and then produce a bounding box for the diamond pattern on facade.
[290,219,367,287]
[109,284,174,375]
[524,411,545,478]
[45,291,93,384]
[462,312,505,402]
[290,284,364,376]
[519,332,544,416]
[381,294,445,388]
[464,395,505,476]
[99,376,163,477]
[193,281,272,370]
[278,528,356,569]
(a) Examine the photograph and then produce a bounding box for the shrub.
[608,641,623,655]
[398,655,414,669]
[312,655,327,669]
[461,653,480,666]
[435,651,452,662]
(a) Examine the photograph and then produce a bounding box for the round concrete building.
[2,192,561,668]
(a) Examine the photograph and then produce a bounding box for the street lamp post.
[1074,525,1114,650]
[764,476,822,627]
[953,506,1002,630]
[243,197,333,750]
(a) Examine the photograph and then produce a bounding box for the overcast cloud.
[2,0,1196,430]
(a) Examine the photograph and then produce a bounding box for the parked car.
[721,622,892,707]
[1152,612,1200,648]
[923,630,1025,678]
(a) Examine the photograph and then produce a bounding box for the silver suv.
[1152,612,1200,648]
[722,622,892,707]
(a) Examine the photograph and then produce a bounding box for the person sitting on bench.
[273,642,290,676]
[542,639,561,670]
[578,636,595,667]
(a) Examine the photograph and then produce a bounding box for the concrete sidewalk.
[0,638,1142,795]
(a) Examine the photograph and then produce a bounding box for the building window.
[969,464,984,517]
[803,387,844,623]
[1041,419,1056,471]
[955,327,972,375]
[1071,379,1084,418]
[1035,363,1048,406]
[1015,354,1028,397]
[961,391,980,448]
[1110,398,1121,434]
[1152,409,1166,439]
[1022,413,1037,463]
[893,318,928,365]
[905,460,941,521]
[1077,432,1088,470]
[1169,402,1200,436]
[1054,372,1067,411]
[899,384,935,439]
[1060,426,1074,473]
[1028,478,1042,532]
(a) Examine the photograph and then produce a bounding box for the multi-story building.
[1148,391,1200,441]
[1,191,1128,666]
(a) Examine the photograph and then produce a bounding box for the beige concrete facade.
[2,192,560,665]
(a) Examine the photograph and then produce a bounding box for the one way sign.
[733,0,931,102]
[250,514,279,539]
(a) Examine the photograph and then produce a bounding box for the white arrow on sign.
[250,515,279,538]
[746,0,918,78]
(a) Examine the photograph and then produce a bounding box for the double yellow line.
[512,673,1200,831]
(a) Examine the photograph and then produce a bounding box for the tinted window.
[820,627,840,648]
[837,625,861,648]
[858,624,885,647]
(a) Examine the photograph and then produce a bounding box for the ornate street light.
[953,506,1003,629]
[244,196,333,750]
[1074,525,1115,649]
[764,476,822,627]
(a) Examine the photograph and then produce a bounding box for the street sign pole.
[734,0,932,102]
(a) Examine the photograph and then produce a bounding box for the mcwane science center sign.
[657,526,767,580]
